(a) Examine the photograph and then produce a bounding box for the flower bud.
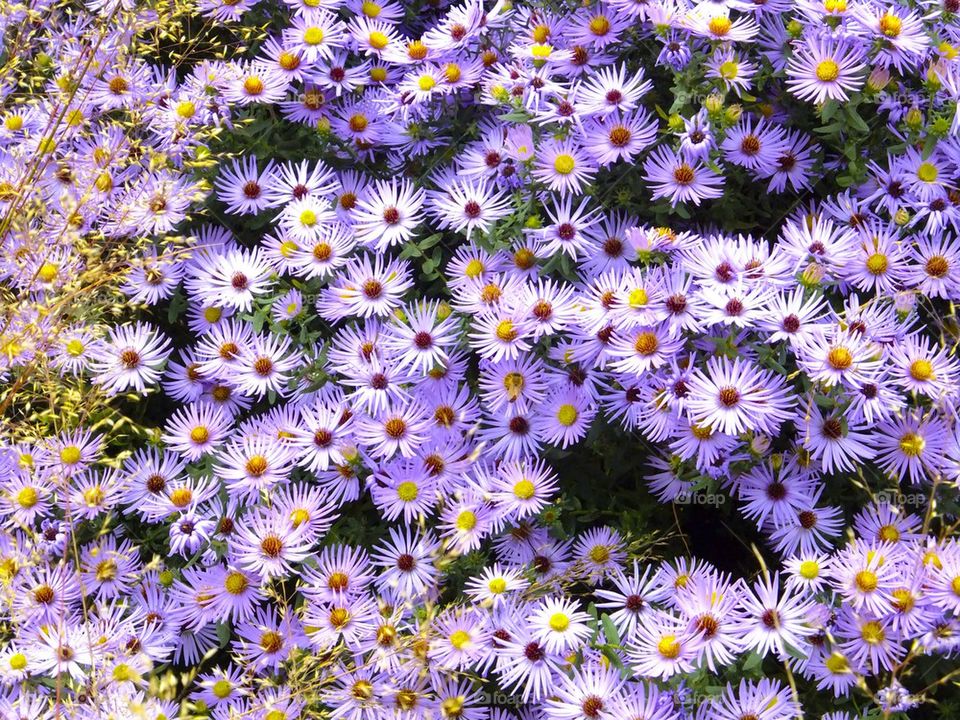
[705,93,724,113]
[905,108,923,129]
[751,434,772,455]
[724,104,743,123]
[893,291,917,314]
[866,66,890,92]
[800,262,825,287]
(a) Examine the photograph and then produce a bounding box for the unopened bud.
[800,262,825,286]
[905,108,924,129]
[705,93,724,113]
[866,67,890,92]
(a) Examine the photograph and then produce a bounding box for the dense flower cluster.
[4,0,960,717]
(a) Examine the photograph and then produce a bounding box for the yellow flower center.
[9,653,27,671]
[464,259,485,279]
[286,508,308,527]
[260,631,283,653]
[96,559,118,582]
[589,15,611,35]
[38,262,59,282]
[60,446,81,465]
[83,486,104,507]
[488,577,507,594]
[556,404,578,427]
[899,432,925,457]
[879,524,900,542]
[442,698,464,718]
[204,307,222,323]
[827,346,852,370]
[243,77,264,95]
[349,113,369,133]
[657,635,680,659]
[634,331,658,356]
[418,76,436,92]
[866,252,888,275]
[95,171,113,192]
[369,31,389,49]
[170,488,193,507]
[396,481,419,502]
[225,571,248,595]
[362,0,381,16]
[708,16,732,36]
[444,63,462,83]
[589,545,611,563]
[16,487,38,509]
[553,153,575,175]
[503,371,525,400]
[531,44,553,60]
[855,570,878,592]
[910,359,934,381]
[513,479,535,500]
[815,59,840,82]
[879,12,901,37]
[112,663,135,682]
[860,620,885,644]
[825,652,849,673]
[456,510,477,531]
[549,612,570,632]
[279,52,300,70]
[213,680,233,699]
[628,287,648,307]
[304,27,324,45]
[449,630,471,649]
[495,320,517,342]
[917,162,938,183]
[799,560,819,579]
[176,101,196,118]
[691,423,713,440]
[892,588,915,612]
[719,60,739,80]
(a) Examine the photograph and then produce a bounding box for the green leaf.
[216,621,231,647]
[845,107,870,133]
[601,614,620,647]
[742,650,763,672]
[420,233,443,249]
